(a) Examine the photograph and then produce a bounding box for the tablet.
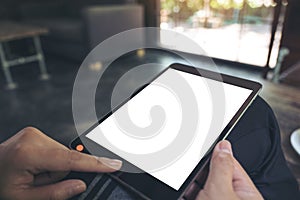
[70,63,262,200]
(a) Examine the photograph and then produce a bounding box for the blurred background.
[0,0,299,190]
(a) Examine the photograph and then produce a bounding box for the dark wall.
[0,0,19,19]
[280,0,300,71]
[0,0,134,20]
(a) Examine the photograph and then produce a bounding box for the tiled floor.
[0,49,299,188]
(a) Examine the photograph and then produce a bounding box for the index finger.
[33,148,122,173]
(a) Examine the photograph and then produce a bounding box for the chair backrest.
[82,4,144,51]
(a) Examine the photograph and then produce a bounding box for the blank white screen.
[86,68,252,190]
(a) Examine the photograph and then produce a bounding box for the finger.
[30,128,121,173]
[232,158,263,198]
[203,140,235,193]
[34,171,69,186]
[34,148,122,173]
[6,127,68,151]
[14,128,122,173]
[232,158,255,187]
[22,179,86,200]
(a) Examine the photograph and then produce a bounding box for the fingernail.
[71,181,86,195]
[98,157,122,169]
[218,140,232,155]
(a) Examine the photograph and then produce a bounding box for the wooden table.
[260,81,300,187]
[0,21,49,89]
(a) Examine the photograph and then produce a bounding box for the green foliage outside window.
[161,0,274,23]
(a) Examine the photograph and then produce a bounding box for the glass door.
[160,0,283,67]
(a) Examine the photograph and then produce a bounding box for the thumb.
[204,140,235,194]
[24,179,86,200]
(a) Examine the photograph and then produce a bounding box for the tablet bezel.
[70,63,262,199]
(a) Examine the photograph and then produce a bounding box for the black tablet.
[70,63,262,200]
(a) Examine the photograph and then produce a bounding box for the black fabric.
[227,96,300,200]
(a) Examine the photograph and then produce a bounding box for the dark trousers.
[227,96,299,200]
[71,96,300,200]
